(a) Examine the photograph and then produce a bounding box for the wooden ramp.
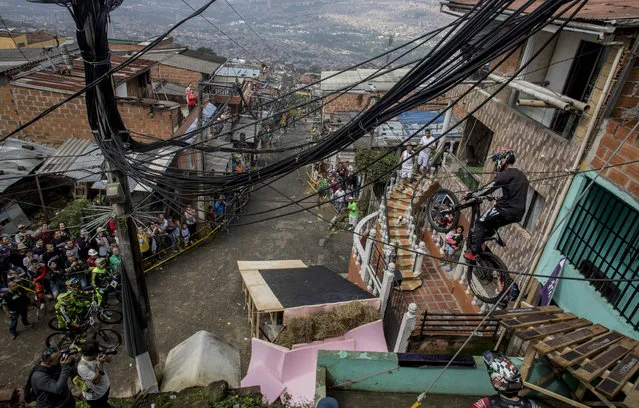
[496,306,639,407]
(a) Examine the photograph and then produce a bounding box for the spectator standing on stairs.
[417,129,437,177]
[398,144,415,191]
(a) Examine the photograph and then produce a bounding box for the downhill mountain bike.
[426,188,510,303]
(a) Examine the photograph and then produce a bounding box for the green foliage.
[51,199,90,231]
[354,146,399,183]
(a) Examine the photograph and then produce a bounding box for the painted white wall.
[115,82,128,98]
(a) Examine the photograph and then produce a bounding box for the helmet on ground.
[482,350,523,393]
[489,149,516,173]
[95,258,106,267]
[88,249,98,256]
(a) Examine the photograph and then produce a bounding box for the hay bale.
[275,302,379,348]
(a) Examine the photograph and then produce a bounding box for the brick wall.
[437,44,620,274]
[323,92,446,119]
[443,85,589,274]
[150,64,204,88]
[590,119,639,199]
[0,85,180,145]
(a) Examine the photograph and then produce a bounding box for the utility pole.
[196,81,207,223]
[30,0,159,392]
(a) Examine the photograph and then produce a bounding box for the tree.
[354,146,399,185]
[51,199,90,233]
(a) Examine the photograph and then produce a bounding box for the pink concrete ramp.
[241,320,387,404]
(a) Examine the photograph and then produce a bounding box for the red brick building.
[0,55,182,145]
[436,0,639,336]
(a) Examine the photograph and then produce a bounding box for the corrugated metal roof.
[216,67,261,78]
[444,0,639,24]
[320,69,412,92]
[11,54,154,93]
[0,44,81,75]
[0,138,55,193]
[36,138,103,182]
[142,51,222,74]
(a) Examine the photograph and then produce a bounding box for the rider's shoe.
[464,252,480,262]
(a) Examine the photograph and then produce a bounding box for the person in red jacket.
[187,89,197,112]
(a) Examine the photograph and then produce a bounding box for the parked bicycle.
[426,188,510,303]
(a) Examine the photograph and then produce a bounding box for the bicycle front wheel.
[45,332,73,349]
[95,329,121,349]
[466,251,508,304]
[426,188,460,233]
[48,317,64,331]
[98,309,123,324]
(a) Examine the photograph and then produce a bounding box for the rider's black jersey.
[474,167,528,220]
[470,395,540,408]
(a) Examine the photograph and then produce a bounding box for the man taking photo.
[77,341,118,408]
[30,346,76,408]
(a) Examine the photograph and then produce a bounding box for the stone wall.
[0,85,181,145]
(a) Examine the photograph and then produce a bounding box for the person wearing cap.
[13,224,26,244]
[1,280,33,339]
[29,345,76,408]
[347,197,359,230]
[317,397,339,408]
[86,248,99,269]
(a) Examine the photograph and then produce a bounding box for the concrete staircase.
[384,180,427,292]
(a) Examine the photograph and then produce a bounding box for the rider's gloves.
[462,192,473,201]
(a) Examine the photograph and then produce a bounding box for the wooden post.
[34,175,48,222]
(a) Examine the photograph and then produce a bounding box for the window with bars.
[556,181,639,330]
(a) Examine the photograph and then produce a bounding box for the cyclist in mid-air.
[462,150,528,262]
[469,350,540,408]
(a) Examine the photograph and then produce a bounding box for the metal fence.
[383,280,409,350]
[557,180,639,330]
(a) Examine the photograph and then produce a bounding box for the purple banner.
[540,257,566,306]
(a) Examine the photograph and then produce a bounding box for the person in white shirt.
[417,129,437,176]
[76,341,119,408]
[335,186,346,213]
[398,144,415,191]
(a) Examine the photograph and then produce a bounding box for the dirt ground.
[0,121,353,397]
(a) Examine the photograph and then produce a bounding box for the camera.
[61,349,78,357]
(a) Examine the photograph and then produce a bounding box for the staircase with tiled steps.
[380,177,433,292]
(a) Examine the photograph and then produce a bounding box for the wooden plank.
[501,313,577,330]
[519,341,539,381]
[237,260,307,271]
[595,345,639,398]
[534,325,608,355]
[518,319,592,341]
[493,305,563,319]
[564,365,617,408]
[523,381,590,408]
[621,378,639,408]
[573,338,637,383]
[240,269,284,312]
[552,331,624,368]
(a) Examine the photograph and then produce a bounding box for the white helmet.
[88,249,98,256]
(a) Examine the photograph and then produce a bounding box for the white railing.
[352,210,382,294]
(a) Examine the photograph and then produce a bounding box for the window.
[514,31,606,138]
[556,181,639,330]
[519,187,545,232]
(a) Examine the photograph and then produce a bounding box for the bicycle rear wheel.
[466,251,508,304]
[426,188,460,233]
[98,309,123,324]
[45,332,73,349]
[95,329,121,349]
